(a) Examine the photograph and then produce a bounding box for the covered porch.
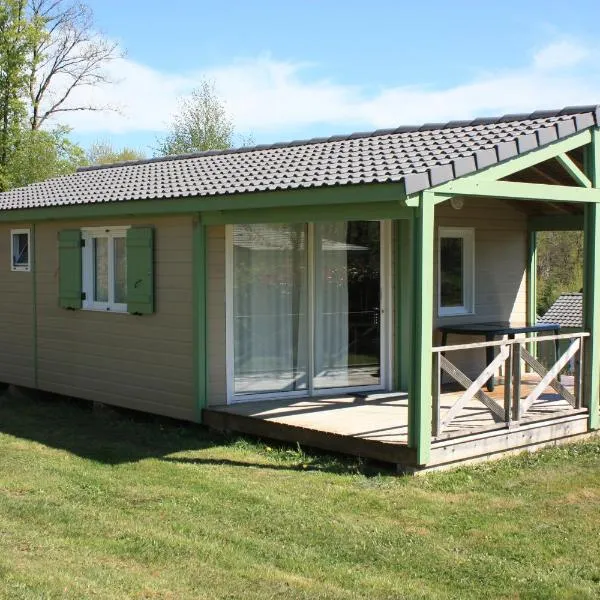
[200,111,600,470]
[204,331,590,470]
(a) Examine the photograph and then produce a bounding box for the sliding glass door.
[229,221,387,401]
[313,221,382,389]
[231,224,308,396]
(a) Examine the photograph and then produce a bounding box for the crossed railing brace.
[432,333,587,438]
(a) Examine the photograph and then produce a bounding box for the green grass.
[1,391,600,599]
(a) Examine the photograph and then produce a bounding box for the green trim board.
[409,191,434,465]
[201,201,412,225]
[192,217,208,422]
[430,181,600,203]
[0,182,407,223]
[555,153,592,188]
[31,224,38,388]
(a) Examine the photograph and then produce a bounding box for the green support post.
[395,218,413,391]
[526,231,537,369]
[408,191,435,465]
[527,231,537,326]
[583,129,600,430]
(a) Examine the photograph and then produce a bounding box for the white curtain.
[314,222,349,388]
[233,224,308,395]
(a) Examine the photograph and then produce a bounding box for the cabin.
[0,105,598,471]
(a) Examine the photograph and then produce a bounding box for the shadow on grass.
[0,387,391,476]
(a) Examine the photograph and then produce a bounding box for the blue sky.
[57,0,600,155]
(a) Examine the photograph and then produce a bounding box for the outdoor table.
[438,322,561,392]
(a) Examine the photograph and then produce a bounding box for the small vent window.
[11,229,30,272]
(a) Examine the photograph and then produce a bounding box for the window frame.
[81,226,130,313]
[438,226,475,317]
[11,228,31,272]
[225,221,393,403]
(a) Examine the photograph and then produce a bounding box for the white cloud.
[533,40,590,70]
[50,38,600,141]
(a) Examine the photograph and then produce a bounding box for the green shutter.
[127,227,154,315]
[58,229,82,309]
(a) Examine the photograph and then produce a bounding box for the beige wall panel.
[36,215,196,421]
[206,225,227,406]
[433,198,528,378]
[0,223,35,387]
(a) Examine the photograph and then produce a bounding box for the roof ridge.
[77,104,600,173]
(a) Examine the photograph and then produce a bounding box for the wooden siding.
[35,216,195,421]
[206,225,227,406]
[0,223,35,387]
[434,198,528,377]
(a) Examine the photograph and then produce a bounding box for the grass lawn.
[1,391,600,599]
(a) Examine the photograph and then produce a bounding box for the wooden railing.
[431,332,589,438]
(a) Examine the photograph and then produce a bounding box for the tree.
[0,0,33,187]
[26,0,119,130]
[536,230,584,315]
[4,124,85,187]
[155,80,235,156]
[86,140,145,165]
[0,1,118,189]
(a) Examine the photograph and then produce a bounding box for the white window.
[11,229,31,272]
[82,226,129,312]
[438,227,474,317]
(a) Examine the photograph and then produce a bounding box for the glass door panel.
[232,223,308,396]
[313,221,381,390]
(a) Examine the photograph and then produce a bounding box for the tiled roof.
[539,292,583,328]
[0,105,599,211]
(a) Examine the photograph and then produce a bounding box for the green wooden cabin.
[0,105,598,470]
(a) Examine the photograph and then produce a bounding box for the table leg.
[486,334,495,392]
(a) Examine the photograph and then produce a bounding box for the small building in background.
[539,292,583,367]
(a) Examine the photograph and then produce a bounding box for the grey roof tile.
[475,148,498,169]
[517,133,538,153]
[0,105,598,211]
[557,118,577,137]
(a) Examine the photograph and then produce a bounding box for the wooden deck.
[203,374,590,471]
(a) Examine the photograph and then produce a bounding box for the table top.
[438,321,560,336]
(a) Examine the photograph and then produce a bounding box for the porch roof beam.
[201,200,412,225]
[528,215,584,231]
[555,153,592,188]
[430,180,600,203]
[405,193,452,207]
